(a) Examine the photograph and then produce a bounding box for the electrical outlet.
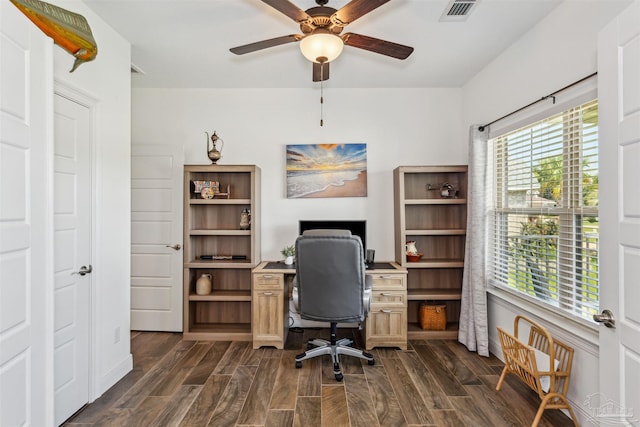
[114,326,121,344]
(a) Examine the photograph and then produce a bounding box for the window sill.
[487,285,599,348]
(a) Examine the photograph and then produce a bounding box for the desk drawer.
[253,273,283,290]
[371,290,406,306]
[370,273,406,290]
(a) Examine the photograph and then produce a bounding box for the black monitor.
[298,220,367,251]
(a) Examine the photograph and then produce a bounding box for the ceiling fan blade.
[342,33,414,59]
[230,34,302,55]
[332,0,391,26]
[261,0,312,23]
[312,62,330,82]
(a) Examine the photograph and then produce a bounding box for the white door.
[131,145,183,331]
[0,3,53,425]
[53,93,92,424]
[597,1,640,425]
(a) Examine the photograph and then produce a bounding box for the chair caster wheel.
[335,373,343,382]
[295,361,302,369]
[368,359,375,366]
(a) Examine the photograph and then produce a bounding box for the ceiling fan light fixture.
[299,30,344,63]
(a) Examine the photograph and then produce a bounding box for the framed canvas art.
[286,143,367,199]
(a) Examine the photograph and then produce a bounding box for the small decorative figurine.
[406,241,418,256]
[240,208,251,230]
[405,241,423,262]
[440,182,457,198]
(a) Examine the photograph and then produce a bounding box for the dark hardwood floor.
[64,329,575,426]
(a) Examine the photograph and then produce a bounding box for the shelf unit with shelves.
[183,164,260,341]
[394,165,468,339]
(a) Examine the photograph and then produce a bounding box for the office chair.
[292,229,375,381]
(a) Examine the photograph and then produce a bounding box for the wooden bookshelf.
[183,165,260,341]
[394,166,467,340]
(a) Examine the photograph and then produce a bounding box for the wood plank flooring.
[64,329,575,426]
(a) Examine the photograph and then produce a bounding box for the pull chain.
[320,64,324,127]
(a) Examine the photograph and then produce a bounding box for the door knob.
[166,244,181,251]
[593,309,615,328]
[72,265,93,276]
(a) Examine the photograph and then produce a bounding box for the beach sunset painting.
[286,143,368,199]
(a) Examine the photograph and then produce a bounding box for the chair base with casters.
[295,322,375,382]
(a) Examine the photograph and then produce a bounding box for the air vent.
[440,0,478,22]
[448,2,473,16]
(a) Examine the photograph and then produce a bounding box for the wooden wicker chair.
[496,315,579,426]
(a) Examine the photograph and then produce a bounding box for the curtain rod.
[478,72,597,132]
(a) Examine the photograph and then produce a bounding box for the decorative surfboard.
[10,0,97,72]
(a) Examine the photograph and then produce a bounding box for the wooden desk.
[251,261,407,350]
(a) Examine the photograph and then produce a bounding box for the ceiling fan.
[229,0,414,82]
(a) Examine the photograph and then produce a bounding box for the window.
[488,100,599,321]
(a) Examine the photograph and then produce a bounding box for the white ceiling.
[83,0,564,89]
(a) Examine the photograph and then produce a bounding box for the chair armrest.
[292,275,299,311]
[365,274,372,290]
[363,274,372,316]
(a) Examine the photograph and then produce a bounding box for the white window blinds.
[488,100,599,321]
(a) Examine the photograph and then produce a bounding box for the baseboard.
[489,335,503,361]
[94,353,133,402]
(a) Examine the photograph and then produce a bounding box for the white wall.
[463,0,631,127]
[132,87,465,261]
[462,1,632,424]
[50,0,133,397]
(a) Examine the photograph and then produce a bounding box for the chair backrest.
[295,229,366,323]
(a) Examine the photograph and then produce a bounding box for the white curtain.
[458,125,490,356]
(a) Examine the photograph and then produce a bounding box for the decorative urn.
[206,131,224,164]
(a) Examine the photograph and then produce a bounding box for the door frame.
[54,81,100,402]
